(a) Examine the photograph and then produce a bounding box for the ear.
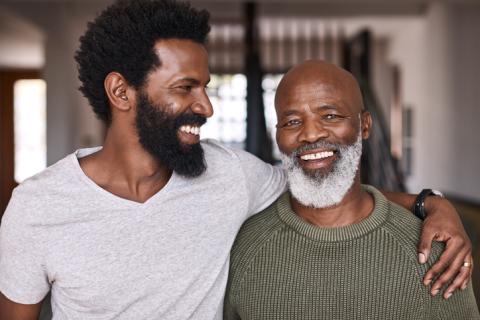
[360,110,372,140]
[104,72,134,112]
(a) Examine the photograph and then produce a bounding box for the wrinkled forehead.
[275,79,361,115]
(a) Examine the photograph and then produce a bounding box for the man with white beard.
[224,60,480,320]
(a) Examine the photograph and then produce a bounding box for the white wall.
[0,6,44,68]
[4,2,107,164]
[377,2,480,201]
[447,3,480,201]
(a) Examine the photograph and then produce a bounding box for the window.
[203,74,247,150]
[13,79,47,182]
[263,73,284,161]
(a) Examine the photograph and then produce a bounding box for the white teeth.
[300,151,334,161]
[180,125,200,136]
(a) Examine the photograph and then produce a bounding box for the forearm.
[0,292,41,320]
[381,189,460,221]
[380,189,416,212]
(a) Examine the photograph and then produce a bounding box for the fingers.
[423,237,463,287]
[460,255,474,290]
[442,257,472,299]
[418,226,436,263]
[429,249,470,298]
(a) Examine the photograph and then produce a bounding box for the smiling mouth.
[179,124,201,136]
[299,150,336,161]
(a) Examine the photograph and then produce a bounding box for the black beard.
[135,92,207,178]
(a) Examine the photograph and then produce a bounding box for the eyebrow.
[172,77,210,86]
[280,104,338,117]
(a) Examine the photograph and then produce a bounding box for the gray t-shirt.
[0,139,286,320]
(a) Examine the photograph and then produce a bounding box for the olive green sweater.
[224,186,479,320]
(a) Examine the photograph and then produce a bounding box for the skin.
[275,60,473,300]
[78,39,212,204]
[275,60,374,227]
[0,39,213,320]
[0,48,472,319]
[0,293,42,320]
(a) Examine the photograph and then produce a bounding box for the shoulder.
[364,185,424,244]
[229,195,286,275]
[367,186,444,272]
[232,199,284,251]
[201,139,239,158]
[200,138,283,182]
[16,153,75,193]
[2,152,79,226]
[201,138,267,166]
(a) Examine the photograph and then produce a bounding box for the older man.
[0,1,473,319]
[224,60,479,319]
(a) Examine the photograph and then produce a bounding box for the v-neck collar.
[70,147,177,208]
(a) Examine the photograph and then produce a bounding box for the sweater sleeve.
[431,280,480,319]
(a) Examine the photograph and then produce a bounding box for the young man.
[0,1,473,319]
[224,60,479,319]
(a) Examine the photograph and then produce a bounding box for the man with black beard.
[0,1,473,320]
[136,91,207,177]
[0,2,286,319]
[224,60,479,319]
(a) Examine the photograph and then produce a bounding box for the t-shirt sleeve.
[233,148,287,216]
[0,189,50,304]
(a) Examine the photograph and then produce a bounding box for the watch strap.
[412,189,442,220]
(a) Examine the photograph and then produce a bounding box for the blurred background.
[0,0,479,313]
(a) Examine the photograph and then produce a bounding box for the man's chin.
[171,145,207,178]
[178,141,201,153]
[302,167,332,180]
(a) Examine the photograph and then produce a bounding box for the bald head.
[274,59,372,161]
[274,60,372,210]
[275,60,364,115]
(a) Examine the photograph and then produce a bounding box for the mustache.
[291,141,341,158]
[174,113,207,129]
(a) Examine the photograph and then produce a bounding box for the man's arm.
[382,190,472,299]
[0,190,51,318]
[0,292,42,320]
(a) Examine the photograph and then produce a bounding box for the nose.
[298,118,329,144]
[191,89,214,118]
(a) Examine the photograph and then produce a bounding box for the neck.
[291,176,374,228]
[78,122,171,202]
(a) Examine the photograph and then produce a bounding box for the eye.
[282,119,302,128]
[323,114,344,121]
[177,85,193,92]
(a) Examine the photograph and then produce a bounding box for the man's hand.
[419,196,473,299]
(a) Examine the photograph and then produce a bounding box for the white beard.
[280,131,363,209]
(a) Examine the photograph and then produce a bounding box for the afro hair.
[75,0,210,123]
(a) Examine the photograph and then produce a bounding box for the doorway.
[0,70,44,218]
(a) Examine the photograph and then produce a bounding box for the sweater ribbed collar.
[276,185,390,242]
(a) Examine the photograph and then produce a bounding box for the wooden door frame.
[0,69,41,218]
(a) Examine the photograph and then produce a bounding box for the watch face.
[431,189,444,198]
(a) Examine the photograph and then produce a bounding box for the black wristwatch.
[412,189,445,220]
